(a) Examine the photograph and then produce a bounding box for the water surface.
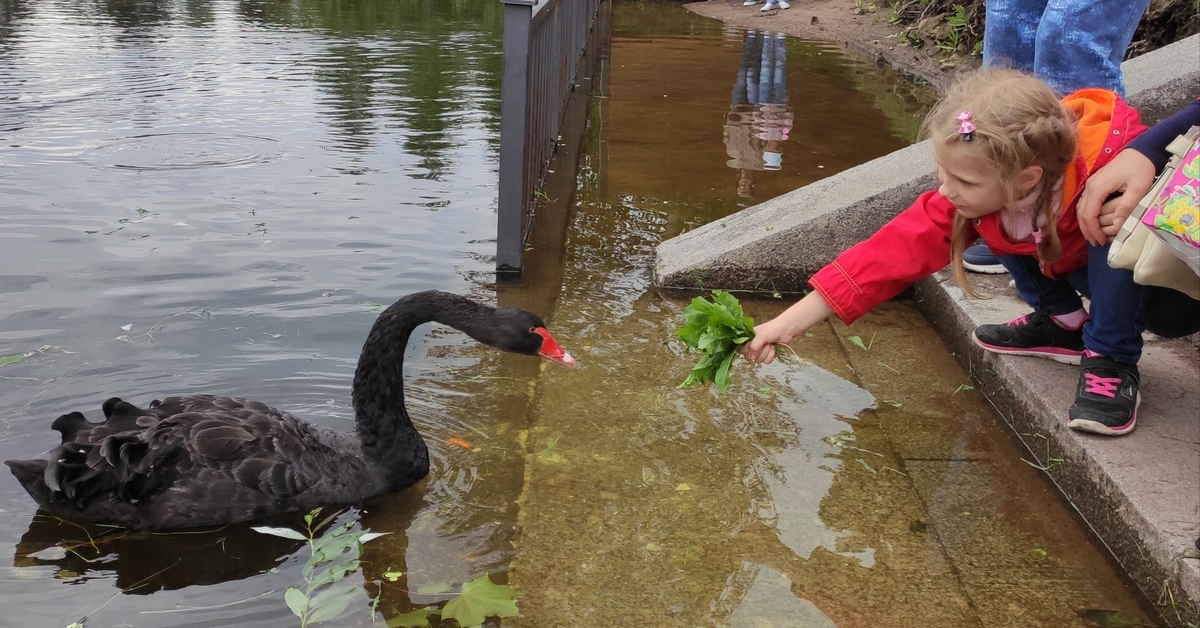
[0,1,1158,626]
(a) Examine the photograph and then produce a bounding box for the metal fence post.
[497,0,535,273]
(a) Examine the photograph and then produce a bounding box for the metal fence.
[496,0,604,273]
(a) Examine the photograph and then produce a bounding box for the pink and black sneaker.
[972,312,1085,365]
[1068,353,1140,436]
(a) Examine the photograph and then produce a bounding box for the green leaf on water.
[440,574,519,627]
[383,570,404,582]
[675,290,755,392]
[1033,548,1047,557]
[0,353,26,367]
[848,331,876,350]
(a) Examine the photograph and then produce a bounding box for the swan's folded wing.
[151,410,321,500]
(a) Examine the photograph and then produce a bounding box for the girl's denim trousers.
[982,0,1151,96]
[999,243,1200,364]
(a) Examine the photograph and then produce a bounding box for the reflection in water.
[722,563,837,627]
[724,29,794,198]
[756,360,876,568]
[13,513,306,594]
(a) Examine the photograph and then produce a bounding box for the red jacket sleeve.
[810,190,959,324]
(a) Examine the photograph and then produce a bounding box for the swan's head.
[492,307,576,367]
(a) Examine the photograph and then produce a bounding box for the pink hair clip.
[956,110,975,140]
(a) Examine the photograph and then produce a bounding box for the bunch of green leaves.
[674,290,755,392]
[252,508,389,627]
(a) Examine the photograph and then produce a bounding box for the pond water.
[0,1,1160,627]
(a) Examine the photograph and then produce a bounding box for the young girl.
[740,67,1200,437]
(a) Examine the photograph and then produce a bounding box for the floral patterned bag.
[1108,125,1200,299]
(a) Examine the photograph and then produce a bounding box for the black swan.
[5,290,575,530]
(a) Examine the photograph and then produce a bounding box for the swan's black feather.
[5,291,566,530]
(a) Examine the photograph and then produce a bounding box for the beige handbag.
[1107,126,1200,299]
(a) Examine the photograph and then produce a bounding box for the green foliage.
[0,353,25,367]
[674,290,755,392]
[379,574,519,628]
[253,508,390,628]
[439,574,520,626]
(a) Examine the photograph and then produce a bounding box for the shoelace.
[1083,372,1121,398]
[1007,314,1029,327]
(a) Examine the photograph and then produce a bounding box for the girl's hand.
[1077,148,1156,246]
[740,318,792,364]
[739,291,835,364]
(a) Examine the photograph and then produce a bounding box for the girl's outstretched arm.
[740,291,834,364]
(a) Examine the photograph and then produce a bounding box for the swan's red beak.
[533,327,575,367]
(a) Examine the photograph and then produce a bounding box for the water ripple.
[83,132,284,170]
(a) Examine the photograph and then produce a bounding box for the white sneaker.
[760,1,778,10]
[743,0,762,5]
[777,0,790,7]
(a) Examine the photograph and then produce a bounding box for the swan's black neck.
[351,291,494,488]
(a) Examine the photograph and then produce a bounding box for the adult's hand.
[1077,148,1156,246]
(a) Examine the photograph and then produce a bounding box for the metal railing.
[497,0,603,273]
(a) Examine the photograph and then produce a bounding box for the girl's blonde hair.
[922,67,1077,297]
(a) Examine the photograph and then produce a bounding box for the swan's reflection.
[12,512,306,594]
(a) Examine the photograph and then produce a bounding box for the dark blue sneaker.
[963,241,1006,274]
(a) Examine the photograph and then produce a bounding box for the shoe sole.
[1067,392,1139,436]
[972,333,1083,365]
[963,261,1007,274]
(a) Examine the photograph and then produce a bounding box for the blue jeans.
[999,244,1200,364]
[982,0,1150,96]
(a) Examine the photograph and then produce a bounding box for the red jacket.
[810,89,1146,325]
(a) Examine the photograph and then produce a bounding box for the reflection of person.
[742,68,1199,437]
[1077,99,1200,244]
[724,30,793,198]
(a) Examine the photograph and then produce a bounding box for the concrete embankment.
[655,35,1200,626]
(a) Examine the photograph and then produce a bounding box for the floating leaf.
[359,531,390,543]
[252,526,307,541]
[383,571,404,582]
[0,353,25,368]
[440,574,519,627]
